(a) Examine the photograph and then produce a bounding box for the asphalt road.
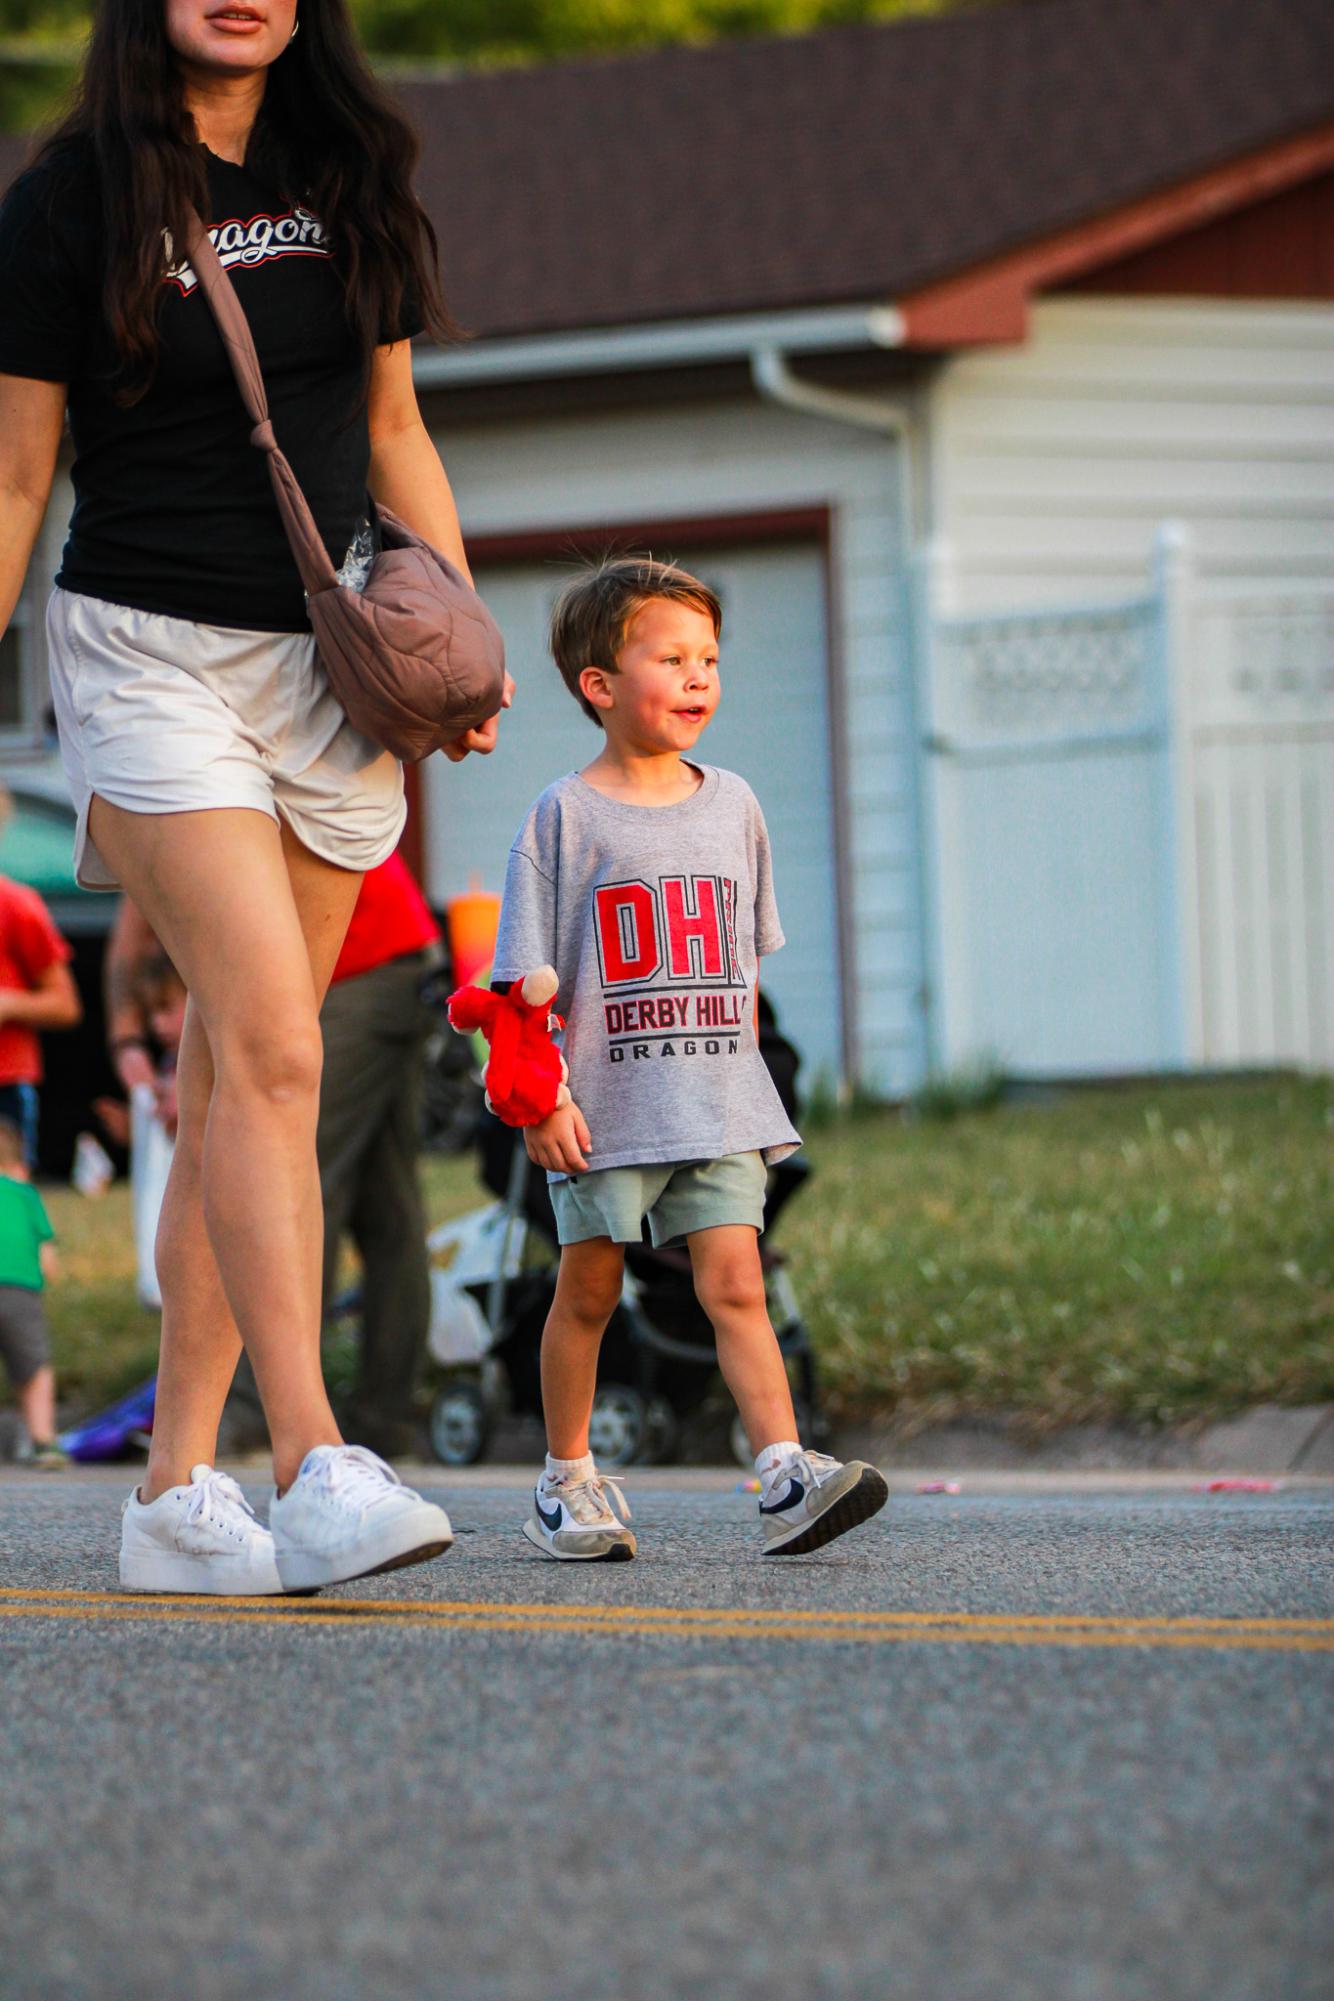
[2,1470,1330,2001]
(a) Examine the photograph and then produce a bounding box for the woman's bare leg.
[88,801,365,1494]
[145,998,244,1490]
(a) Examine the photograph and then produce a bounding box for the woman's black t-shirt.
[0,141,421,633]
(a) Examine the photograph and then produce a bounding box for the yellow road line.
[0,1606,1327,1650]
[0,1590,1330,1651]
[2,1587,1328,1632]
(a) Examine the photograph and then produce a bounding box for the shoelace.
[308,1444,402,1511]
[764,1450,840,1504]
[186,1468,263,1543]
[549,1471,632,1529]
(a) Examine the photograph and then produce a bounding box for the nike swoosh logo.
[759,1478,805,1516]
[534,1493,563,1533]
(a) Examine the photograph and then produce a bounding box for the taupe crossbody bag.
[183,211,506,763]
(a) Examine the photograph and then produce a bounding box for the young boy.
[0,1117,65,1468]
[492,556,888,1560]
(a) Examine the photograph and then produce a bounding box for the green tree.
[349,0,967,64]
[0,0,88,36]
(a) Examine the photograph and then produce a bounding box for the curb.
[834,1404,1334,1475]
[6,1403,1331,1477]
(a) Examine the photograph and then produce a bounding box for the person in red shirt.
[225,853,442,1458]
[0,801,83,1163]
[320,852,441,1454]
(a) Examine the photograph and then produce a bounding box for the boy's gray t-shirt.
[492,764,801,1179]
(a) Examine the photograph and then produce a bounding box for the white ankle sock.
[544,1451,595,1487]
[754,1440,802,1493]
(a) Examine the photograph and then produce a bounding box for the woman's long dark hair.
[36,0,454,399]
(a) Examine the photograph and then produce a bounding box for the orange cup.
[446,889,502,989]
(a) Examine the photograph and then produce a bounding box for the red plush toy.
[446,966,570,1129]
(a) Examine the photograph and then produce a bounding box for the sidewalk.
[838,1402,1334,1475]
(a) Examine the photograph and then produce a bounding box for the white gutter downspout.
[748,341,935,1096]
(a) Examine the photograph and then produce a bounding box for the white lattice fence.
[1183,580,1334,1070]
[915,539,1184,1078]
[929,602,1159,747]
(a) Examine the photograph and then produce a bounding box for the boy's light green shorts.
[550,1151,768,1249]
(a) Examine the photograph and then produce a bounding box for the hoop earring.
[289,16,299,41]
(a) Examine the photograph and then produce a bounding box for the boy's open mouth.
[674,706,706,721]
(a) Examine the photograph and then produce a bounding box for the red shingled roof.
[400,0,1334,339]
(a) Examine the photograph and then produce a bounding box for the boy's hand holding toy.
[522,1096,592,1176]
[446,966,572,1129]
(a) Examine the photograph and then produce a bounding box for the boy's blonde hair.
[549,556,722,726]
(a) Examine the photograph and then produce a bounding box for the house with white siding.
[4,0,1332,1114]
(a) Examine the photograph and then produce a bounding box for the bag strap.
[183,208,340,599]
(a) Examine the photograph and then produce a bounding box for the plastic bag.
[131,1084,174,1310]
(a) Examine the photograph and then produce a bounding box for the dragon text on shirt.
[595,874,748,1065]
[163,207,329,296]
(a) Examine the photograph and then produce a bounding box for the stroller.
[421,995,827,1469]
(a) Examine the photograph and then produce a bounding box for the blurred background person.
[0,787,82,1165]
[103,895,179,1142]
[318,851,443,1457]
[0,1116,64,1466]
[101,898,186,1308]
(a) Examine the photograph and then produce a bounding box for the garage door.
[424,541,844,1087]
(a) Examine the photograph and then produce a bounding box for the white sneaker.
[269,1444,454,1591]
[120,1464,284,1595]
[759,1451,889,1556]
[522,1468,636,1561]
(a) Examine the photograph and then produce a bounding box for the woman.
[0,0,511,1593]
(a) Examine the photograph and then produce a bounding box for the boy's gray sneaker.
[522,1469,637,1561]
[759,1451,889,1555]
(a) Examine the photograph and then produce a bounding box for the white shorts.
[46,587,406,892]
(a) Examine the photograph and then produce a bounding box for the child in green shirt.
[0,1116,63,1467]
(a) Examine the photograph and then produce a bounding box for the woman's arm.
[366,341,512,760]
[367,341,472,582]
[0,374,65,634]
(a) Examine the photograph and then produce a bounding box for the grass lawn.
[25,1074,1334,1432]
[785,1074,1333,1429]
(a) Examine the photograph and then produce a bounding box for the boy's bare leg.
[693,1224,890,1554]
[16,1364,56,1445]
[688,1224,798,1454]
[540,1237,626,1458]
